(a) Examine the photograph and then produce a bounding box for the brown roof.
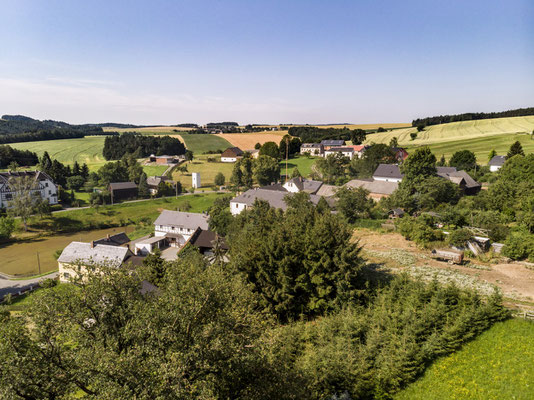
[190,229,229,250]
[221,147,244,158]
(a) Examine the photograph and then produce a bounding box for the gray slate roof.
[146,176,171,187]
[154,210,209,230]
[324,147,354,153]
[373,164,403,179]
[437,169,481,189]
[285,177,323,194]
[109,182,137,190]
[321,139,345,146]
[345,179,399,195]
[488,155,506,166]
[0,170,55,184]
[230,188,324,211]
[301,143,322,148]
[315,184,338,197]
[58,242,131,267]
[93,232,130,246]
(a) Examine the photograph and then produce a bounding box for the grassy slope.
[395,318,534,400]
[2,193,222,275]
[178,133,232,154]
[365,116,534,162]
[173,156,234,188]
[9,136,107,170]
[280,155,317,177]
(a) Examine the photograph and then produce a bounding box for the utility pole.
[285,136,289,181]
[36,251,41,275]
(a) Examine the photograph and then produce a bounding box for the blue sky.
[0,0,532,124]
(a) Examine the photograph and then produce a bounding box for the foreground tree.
[7,175,40,231]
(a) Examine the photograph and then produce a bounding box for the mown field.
[142,164,169,176]
[217,131,287,149]
[102,126,191,134]
[395,318,534,400]
[9,136,107,170]
[365,116,534,162]
[280,155,317,177]
[1,193,223,275]
[178,133,232,154]
[173,156,234,189]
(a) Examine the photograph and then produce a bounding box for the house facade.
[0,171,58,209]
[283,177,323,194]
[146,176,173,195]
[373,164,404,183]
[221,147,244,162]
[300,143,323,156]
[153,210,209,247]
[488,155,506,172]
[109,182,138,202]
[323,147,355,160]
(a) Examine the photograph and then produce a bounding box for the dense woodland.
[0,115,114,143]
[288,126,367,144]
[0,145,39,168]
[412,106,534,127]
[102,133,186,160]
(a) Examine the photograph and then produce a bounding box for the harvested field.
[216,131,287,150]
[311,123,410,130]
[103,126,191,134]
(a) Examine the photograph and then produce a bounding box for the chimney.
[91,241,94,248]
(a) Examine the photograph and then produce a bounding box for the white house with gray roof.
[488,155,506,172]
[283,177,323,194]
[58,242,135,282]
[230,188,325,215]
[153,210,209,247]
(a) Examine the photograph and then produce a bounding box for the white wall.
[230,201,247,215]
[373,176,402,183]
[221,157,237,163]
[489,165,501,172]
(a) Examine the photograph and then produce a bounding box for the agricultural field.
[1,193,223,275]
[102,126,191,134]
[216,131,287,149]
[310,123,411,130]
[365,116,534,162]
[395,318,534,400]
[178,133,232,154]
[9,136,107,170]
[173,155,234,189]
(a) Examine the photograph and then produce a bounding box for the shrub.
[0,216,16,240]
[447,228,473,247]
[398,216,444,246]
[502,231,534,260]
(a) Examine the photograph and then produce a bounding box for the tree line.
[288,126,367,144]
[102,133,186,160]
[412,106,534,128]
[0,145,39,168]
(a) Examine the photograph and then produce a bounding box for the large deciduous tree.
[253,155,280,185]
[449,150,477,171]
[400,147,437,180]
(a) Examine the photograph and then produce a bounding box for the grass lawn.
[395,318,534,400]
[178,133,232,154]
[2,193,223,275]
[9,136,107,169]
[173,156,234,188]
[280,155,318,177]
[142,164,169,176]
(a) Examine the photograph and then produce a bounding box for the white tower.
[192,172,200,188]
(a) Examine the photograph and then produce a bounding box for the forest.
[412,106,534,127]
[102,133,186,160]
[0,115,113,143]
[0,145,39,168]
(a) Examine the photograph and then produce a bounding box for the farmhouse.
[348,144,367,158]
[345,179,399,200]
[488,155,506,172]
[230,188,326,215]
[221,147,244,162]
[300,143,324,156]
[109,182,138,202]
[283,177,323,194]
[392,147,409,162]
[372,164,481,194]
[150,155,181,164]
[58,241,139,282]
[188,227,229,256]
[146,176,174,195]
[323,147,355,160]
[153,210,209,246]
[0,171,58,208]
[93,232,130,247]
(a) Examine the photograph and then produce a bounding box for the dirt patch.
[216,132,287,150]
[354,229,534,304]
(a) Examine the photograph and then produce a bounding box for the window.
[45,182,48,187]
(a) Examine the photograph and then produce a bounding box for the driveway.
[0,272,58,301]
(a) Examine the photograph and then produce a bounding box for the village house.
[348,144,367,158]
[58,241,141,282]
[153,210,209,243]
[187,227,229,257]
[93,232,130,247]
[488,155,506,172]
[392,147,409,162]
[0,171,58,208]
[323,147,355,160]
[345,179,399,200]
[283,177,323,194]
[149,154,182,164]
[246,149,260,159]
[372,164,481,194]
[109,182,138,202]
[220,147,244,162]
[230,188,327,215]
[146,175,174,195]
[300,143,324,156]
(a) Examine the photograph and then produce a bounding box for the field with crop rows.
[178,133,232,154]
[9,136,107,170]
[395,318,534,400]
[217,131,287,150]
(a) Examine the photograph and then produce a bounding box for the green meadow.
[395,318,534,400]
[142,164,169,176]
[280,155,317,177]
[178,133,232,154]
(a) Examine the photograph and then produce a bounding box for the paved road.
[0,272,59,301]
